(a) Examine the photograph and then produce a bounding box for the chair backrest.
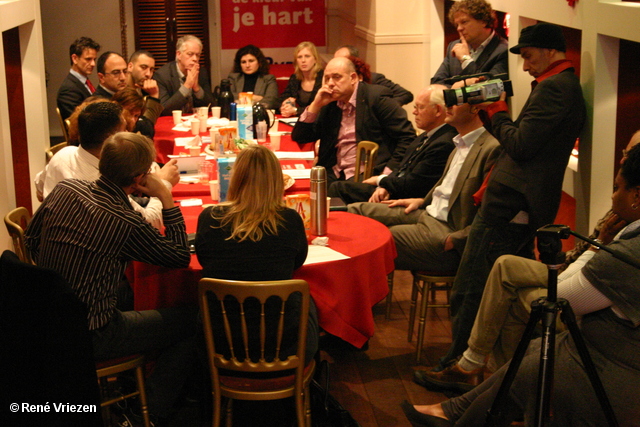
[4,207,32,264]
[56,107,70,141]
[198,277,310,383]
[46,141,68,162]
[354,140,379,183]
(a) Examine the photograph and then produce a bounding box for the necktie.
[397,134,429,177]
[85,79,95,94]
[182,76,193,114]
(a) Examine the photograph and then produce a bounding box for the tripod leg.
[534,300,558,427]
[558,300,619,427]
[485,298,544,427]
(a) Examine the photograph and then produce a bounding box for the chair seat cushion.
[220,360,314,392]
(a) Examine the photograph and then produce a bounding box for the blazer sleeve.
[228,72,242,102]
[372,72,414,106]
[259,74,279,109]
[379,138,454,198]
[156,66,189,115]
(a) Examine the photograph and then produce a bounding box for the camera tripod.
[484,225,619,427]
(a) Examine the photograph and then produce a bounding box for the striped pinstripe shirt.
[25,176,190,330]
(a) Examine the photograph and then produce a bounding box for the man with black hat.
[413,22,586,392]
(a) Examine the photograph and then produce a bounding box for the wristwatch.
[461,54,472,62]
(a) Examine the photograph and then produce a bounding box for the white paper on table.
[279,117,298,126]
[172,122,192,132]
[303,245,351,265]
[275,151,315,160]
[282,169,311,180]
[175,136,199,147]
[179,198,203,207]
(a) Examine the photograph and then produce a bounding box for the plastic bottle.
[310,166,327,236]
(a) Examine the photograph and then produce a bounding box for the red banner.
[220,0,326,50]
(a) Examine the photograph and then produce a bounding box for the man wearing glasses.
[154,34,215,115]
[95,51,129,98]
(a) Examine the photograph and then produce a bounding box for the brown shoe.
[413,363,483,394]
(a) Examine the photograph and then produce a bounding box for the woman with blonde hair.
[279,41,324,117]
[195,145,318,362]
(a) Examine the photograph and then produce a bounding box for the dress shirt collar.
[176,62,185,80]
[425,123,446,139]
[70,69,87,84]
[78,146,100,169]
[453,126,484,149]
[470,31,495,56]
[98,84,115,96]
[337,80,359,112]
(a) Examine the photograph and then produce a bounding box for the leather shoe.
[400,400,452,427]
[413,363,483,394]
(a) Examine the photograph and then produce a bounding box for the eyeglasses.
[106,69,129,77]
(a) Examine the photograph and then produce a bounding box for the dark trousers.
[92,307,198,418]
[439,212,534,368]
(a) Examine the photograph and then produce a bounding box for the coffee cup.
[172,110,182,125]
[191,118,200,135]
[269,132,282,151]
[211,106,221,119]
[209,180,220,202]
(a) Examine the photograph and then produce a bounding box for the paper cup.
[269,132,282,151]
[327,197,331,216]
[172,110,182,125]
[191,118,200,135]
[188,146,200,156]
[212,106,221,119]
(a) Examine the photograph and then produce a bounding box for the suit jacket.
[154,61,216,115]
[371,72,413,106]
[422,129,502,254]
[292,81,416,176]
[93,84,113,99]
[379,124,457,198]
[227,72,279,109]
[482,67,586,231]
[278,70,324,111]
[56,73,92,120]
[431,35,509,86]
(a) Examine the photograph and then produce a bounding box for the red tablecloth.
[127,210,397,348]
[153,116,314,196]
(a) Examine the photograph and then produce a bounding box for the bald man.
[292,56,416,186]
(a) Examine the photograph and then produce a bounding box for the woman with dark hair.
[195,145,319,363]
[279,41,324,117]
[402,143,640,426]
[228,44,278,109]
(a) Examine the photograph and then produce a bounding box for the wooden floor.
[322,269,454,427]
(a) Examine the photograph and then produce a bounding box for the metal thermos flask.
[310,166,327,236]
[218,79,234,119]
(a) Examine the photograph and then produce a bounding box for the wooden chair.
[95,354,151,427]
[4,207,32,264]
[199,278,316,427]
[385,271,395,320]
[47,141,68,162]
[354,140,379,182]
[409,270,456,363]
[56,107,70,141]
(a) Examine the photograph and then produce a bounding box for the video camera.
[443,73,513,108]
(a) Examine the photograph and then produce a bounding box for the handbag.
[310,359,361,427]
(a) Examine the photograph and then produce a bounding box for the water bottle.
[310,166,327,236]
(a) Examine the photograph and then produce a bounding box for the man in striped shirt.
[26,132,195,423]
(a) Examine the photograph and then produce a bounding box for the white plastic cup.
[327,197,331,216]
[190,118,200,135]
[269,132,282,151]
[188,146,200,156]
[198,106,209,118]
[211,106,221,119]
[172,110,182,125]
[209,180,220,202]
[199,116,207,133]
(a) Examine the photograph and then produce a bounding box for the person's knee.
[348,202,364,215]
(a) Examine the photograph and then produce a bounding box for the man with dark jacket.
[330,84,455,204]
[414,22,586,389]
[56,37,100,120]
[292,56,416,186]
